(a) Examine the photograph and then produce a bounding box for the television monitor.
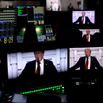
[17,6,34,22]
[69,47,103,70]
[7,48,68,79]
[35,25,46,42]
[0,8,16,44]
[0,1,14,8]
[16,23,56,43]
[16,6,46,43]
[0,1,40,8]
[16,6,28,43]
[45,24,56,41]
[17,6,45,24]
[72,10,95,25]
[46,0,84,11]
[35,24,56,42]
[79,29,100,37]
[78,28,102,46]
[33,6,45,25]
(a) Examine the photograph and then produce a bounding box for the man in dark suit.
[74,11,93,24]
[18,49,58,88]
[82,29,94,45]
[70,48,103,71]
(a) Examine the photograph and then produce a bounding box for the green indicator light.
[31,91,34,93]
[33,90,35,92]
[62,90,64,93]
[39,89,42,91]
[24,92,28,94]
[46,88,49,90]
[45,88,47,90]
[52,89,55,91]
[36,90,40,92]
[38,89,41,91]
[20,84,64,94]
[42,88,44,90]
[42,89,44,91]
[50,87,53,89]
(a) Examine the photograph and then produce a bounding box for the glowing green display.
[20,85,64,95]
[35,25,44,36]
[17,6,27,16]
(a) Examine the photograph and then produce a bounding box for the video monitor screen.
[0,1,14,8]
[45,24,56,41]
[72,10,95,25]
[33,6,45,25]
[79,29,100,37]
[35,24,56,42]
[0,1,40,8]
[69,47,103,70]
[7,48,68,79]
[17,6,34,23]
[46,0,84,11]
[0,8,16,44]
[78,29,101,45]
[16,6,45,43]
[16,24,56,43]
[35,25,46,42]
[17,6,44,24]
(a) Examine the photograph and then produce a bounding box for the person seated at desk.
[70,48,103,72]
[73,11,93,24]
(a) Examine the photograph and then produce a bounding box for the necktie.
[35,61,40,75]
[85,57,88,70]
[82,17,84,24]
[86,35,89,42]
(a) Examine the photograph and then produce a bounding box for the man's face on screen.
[85,49,91,57]
[86,29,90,35]
[34,51,44,61]
[82,11,85,17]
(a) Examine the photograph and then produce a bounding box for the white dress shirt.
[35,59,44,75]
[86,34,90,42]
[82,16,86,24]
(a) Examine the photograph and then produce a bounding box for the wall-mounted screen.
[7,48,68,79]
[69,47,103,70]
[0,8,16,44]
[72,10,95,25]
[46,0,84,11]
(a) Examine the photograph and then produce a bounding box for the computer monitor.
[72,10,95,25]
[16,6,46,43]
[69,47,103,70]
[78,28,101,46]
[0,8,16,44]
[46,0,84,11]
[7,48,68,79]
[0,1,40,8]
[46,0,61,11]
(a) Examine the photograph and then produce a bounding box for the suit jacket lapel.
[44,59,47,75]
[43,59,49,76]
[33,60,36,74]
[83,57,85,65]
[90,57,92,69]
